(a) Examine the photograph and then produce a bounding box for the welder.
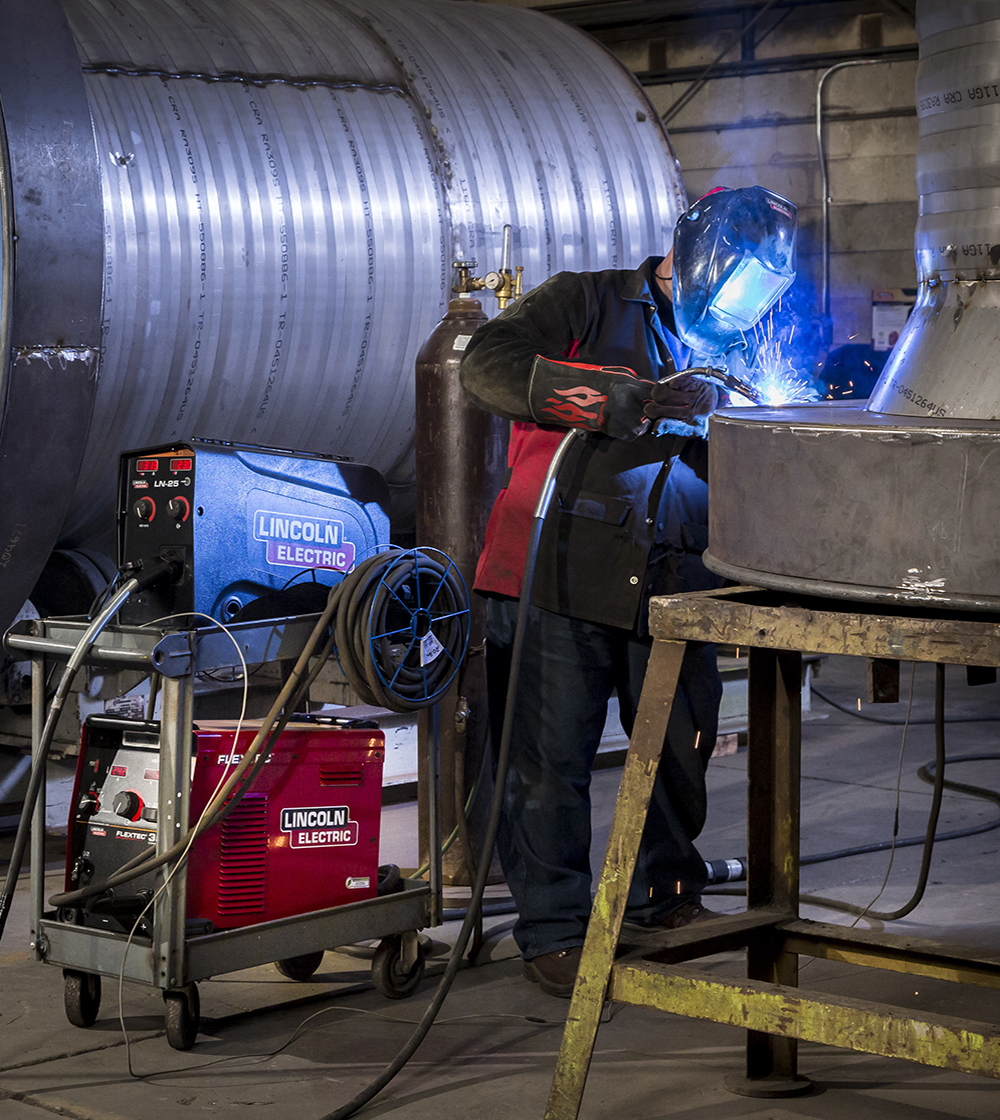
[459,185,797,997]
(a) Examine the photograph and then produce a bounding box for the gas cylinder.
[415,297,507,885]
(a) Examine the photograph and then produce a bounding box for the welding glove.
[528,355,656,440]
[643,372,720,426]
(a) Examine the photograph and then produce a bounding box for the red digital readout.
[110,765,128,777]
[136,459,159,474]
[143,768,159,781]
[170,458,193,472]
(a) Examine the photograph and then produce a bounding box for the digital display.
[143,768,159,781]
[136,459,159,474]
[110,765,128,777]
[170,458,193,472]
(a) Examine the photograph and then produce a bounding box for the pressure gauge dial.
[483,271,504,291]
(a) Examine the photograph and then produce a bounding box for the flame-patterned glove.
[527,356,656,440]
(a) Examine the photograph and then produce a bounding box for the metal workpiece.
[866,279,1000,419]
[868,1,1000,420]
[0,0,684,634]
[705,402,1000,610]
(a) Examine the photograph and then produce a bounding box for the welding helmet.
[672,186,797,359]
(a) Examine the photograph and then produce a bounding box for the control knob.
[112,789,144,821]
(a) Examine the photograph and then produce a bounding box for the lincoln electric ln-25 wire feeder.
[117,438,391,625]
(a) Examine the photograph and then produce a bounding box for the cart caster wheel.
[163,983,200,1050]
[63,969,101,1027]
[275,950,325,981]
[371,934,425,1000]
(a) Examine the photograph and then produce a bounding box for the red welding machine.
[65,716,384,933]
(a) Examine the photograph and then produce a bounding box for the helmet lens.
[708,254,795,332]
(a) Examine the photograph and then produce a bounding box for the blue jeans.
[485,597,721,960]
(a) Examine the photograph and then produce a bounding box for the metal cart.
[7,612,442,1050]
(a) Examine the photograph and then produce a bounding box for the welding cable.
[706,664,954,923]
[317,429,585,1120]
[0,559,179,943]
[334,548,469,711]
[705,750,1000,879]
[811,680,1000,725]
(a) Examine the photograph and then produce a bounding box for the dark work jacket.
[460,258,720,633]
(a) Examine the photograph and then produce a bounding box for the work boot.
[522,946,582,998]
[656,901,720,929]
[620,901,722,948]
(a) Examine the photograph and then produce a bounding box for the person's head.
[671,186,797,359]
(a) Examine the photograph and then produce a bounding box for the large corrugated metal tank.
[0,0,686,631]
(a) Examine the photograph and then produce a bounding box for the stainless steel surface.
[705,402,1000,610]
[6,613,328,677]
[867,1,1000,419]
[0,0,104,633]
[0,0,685,632]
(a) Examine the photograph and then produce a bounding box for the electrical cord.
[810,679,1000,725]
[335,548,469,710]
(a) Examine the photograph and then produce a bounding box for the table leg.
[728,646,811,1097]
[546,638,687,1120]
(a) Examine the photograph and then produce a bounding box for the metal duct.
[0,0,686,630]
[705,0,1000,609]
[867,1,1000,419]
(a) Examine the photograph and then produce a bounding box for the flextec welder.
[64,715,385,935]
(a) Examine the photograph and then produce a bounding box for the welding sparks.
[733,309,820,407]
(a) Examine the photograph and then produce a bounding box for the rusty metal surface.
[647,587,1000,666]
[706,403,1000,610]
[545,638,687,1120]
[779,919,1000,989]
[610,961,1000,1078]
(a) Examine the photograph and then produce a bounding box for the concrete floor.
[2,652,999,1119]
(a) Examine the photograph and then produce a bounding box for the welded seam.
[82,64,406,95]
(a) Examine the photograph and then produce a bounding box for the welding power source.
[62,716,384,935]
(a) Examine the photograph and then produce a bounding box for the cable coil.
[335,548,469,712]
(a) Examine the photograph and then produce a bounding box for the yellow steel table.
[546,586,1000,1118]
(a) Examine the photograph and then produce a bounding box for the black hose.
[811,680,1000,725]
[317,429,583,1120]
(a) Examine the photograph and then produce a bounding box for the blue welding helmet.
[672,186,797,359]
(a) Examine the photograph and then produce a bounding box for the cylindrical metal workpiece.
[0,0,686,630]
[868,0,1000,420]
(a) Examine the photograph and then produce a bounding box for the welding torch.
[658,364,765,406]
